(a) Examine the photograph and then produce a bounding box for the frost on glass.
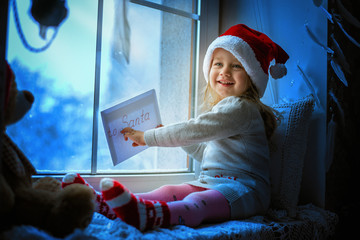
[6,0,195,174]
[97,0,194,173]
[146,0,195,13]
[6,1,97,173]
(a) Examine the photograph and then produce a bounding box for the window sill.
[33,172,196,193]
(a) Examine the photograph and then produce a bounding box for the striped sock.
[100,178,170,231]
[62,173,116,219]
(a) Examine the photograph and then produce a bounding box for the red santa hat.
[203,24,289,98]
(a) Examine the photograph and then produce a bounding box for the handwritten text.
[107,109,150,138]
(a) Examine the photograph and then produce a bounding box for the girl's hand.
[120,127,146,147]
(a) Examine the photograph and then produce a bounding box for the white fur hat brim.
[203,35,268,98]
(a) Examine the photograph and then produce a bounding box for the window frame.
[29,0,220,192]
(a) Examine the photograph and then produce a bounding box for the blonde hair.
[202,79,279,141]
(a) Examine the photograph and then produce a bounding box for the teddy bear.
[0,61,95,238]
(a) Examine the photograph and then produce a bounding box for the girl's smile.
[217,79,235,86]
[209,48,250,99]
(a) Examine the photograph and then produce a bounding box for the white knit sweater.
[144,96,270,184]
[144,96,271,218]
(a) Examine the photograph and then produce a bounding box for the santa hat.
[203,24,289,98]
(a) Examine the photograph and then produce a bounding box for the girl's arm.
[121,124,164,147]
[121,97,255,149]
[121,127,145,147]
[181,143,206,162]
[121,126,206,162]
[144,97,253,147]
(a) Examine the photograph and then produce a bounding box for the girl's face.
[209,48,250,99]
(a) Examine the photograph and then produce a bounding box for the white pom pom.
[269,63,287,79]
[62,173,77,183]
[100,178,115,191]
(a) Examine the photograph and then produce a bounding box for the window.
[97,0,198,173]
[7,0,98,173]
[6,0,211,179]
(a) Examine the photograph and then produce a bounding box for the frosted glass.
[6,0,98,173]
[97,0,194,173]
[6,0,196,174]
[146,0,196,14]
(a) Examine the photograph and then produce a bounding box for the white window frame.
[33,0,220,193]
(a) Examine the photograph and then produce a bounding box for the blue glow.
[6,0,98,172]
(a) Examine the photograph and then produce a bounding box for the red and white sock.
[62,173,116,219]
[100,178,170,231]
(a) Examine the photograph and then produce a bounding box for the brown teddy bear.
[0,61,95,238]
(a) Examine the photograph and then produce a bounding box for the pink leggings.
[62,173,230,227]
[137,184,230,226]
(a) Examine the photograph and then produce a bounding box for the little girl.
[62,24,289,231]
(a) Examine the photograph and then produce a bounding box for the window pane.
[97,0,195,173]
[6,1,98,173]
[139,0,197,14]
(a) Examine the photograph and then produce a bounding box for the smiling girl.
[63,24,289,231]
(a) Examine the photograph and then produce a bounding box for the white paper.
[101,89,161,166]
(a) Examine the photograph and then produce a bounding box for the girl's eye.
[213,62,222,67]
[233,64,242,69]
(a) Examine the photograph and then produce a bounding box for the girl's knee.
[158,184,205,201]
[183,190,231,221]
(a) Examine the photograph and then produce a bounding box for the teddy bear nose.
[22,90,35,104]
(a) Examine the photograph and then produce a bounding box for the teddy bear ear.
[5,62,14,102]
[6,91,34,126]
[4,61,35,126]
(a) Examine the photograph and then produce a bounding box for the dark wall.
[326,0,360,238]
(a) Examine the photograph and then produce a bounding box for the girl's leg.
[168,189,230,227]
[136,184,207,202]
[101,178,170,231]
[62,173,117,219]
[100,178,230,231]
